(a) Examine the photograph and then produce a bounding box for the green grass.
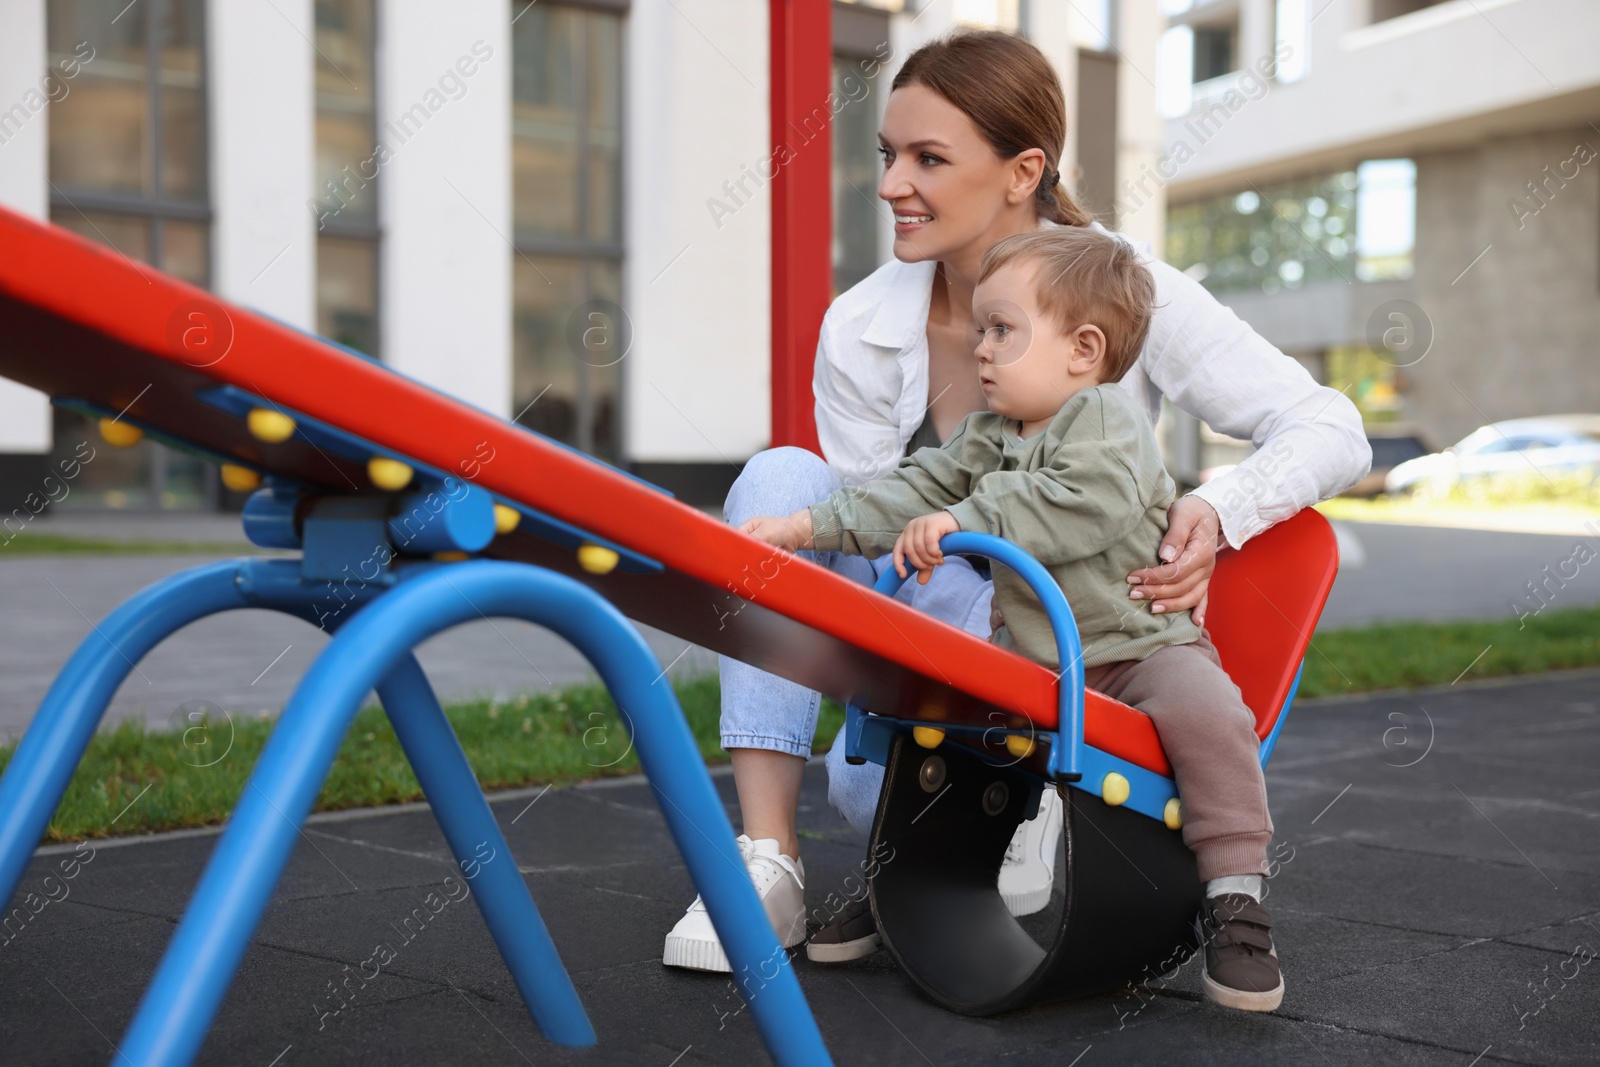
[4,605,1598,842]
[0,675,847,843]
[1297,603,1600,698]
[0,533,260,555]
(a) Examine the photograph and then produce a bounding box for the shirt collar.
[861,259,937,349]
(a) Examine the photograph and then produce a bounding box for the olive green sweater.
[808,384,1202,670]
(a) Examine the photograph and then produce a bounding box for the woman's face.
[878,84,1040,265]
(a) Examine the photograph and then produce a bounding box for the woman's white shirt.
[810,222,1372,549]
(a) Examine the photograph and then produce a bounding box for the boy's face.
[971,260,1106,429]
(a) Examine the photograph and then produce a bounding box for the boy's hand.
[737,509,814,552]
[893,511,960,585]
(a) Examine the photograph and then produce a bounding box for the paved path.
[0,551,716,738]
[1319,521,1600,629]
[4,671,1598,1065]
[4,517,1598,738]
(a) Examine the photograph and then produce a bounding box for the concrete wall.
[1217,123,1600,445]
[377,0,511,419]
[622,0,770,464]
[1404,125,1600,442]
[0,0,56,455]
[210,0,315,328]
[1114,0,1165,254]
[1165,0,1600,197]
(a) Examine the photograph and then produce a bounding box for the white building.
[0,0,1161,508]
[1152,0,1600,464]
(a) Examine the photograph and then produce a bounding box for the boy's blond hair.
[977,227,1156,384]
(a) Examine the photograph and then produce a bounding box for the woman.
[662,30,1369,973]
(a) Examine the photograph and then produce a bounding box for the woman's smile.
[893,210,934,233]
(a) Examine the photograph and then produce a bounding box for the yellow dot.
[433,551,469,562]
[246,407,296,443]
[494,504,522,535]
[1005,734,1036,759]
[1164,797,1183,831]
[1101,772,1130,807]
[912,726,945,750]
[98,418,143,448]
[367,457,414,491]
[577,543,619,575]
[219,464,261,492]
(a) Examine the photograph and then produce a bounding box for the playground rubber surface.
[5,670,1598,1066]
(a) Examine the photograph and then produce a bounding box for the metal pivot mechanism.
[0,479,831,1067]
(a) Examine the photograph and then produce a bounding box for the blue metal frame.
[0,561,253,907]
[0,557,831,1067]
[868,532,1086,780]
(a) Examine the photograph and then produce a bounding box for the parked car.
[1196,429,1433,498]
[1346,429,1432,497]
[1384,415,1600,494]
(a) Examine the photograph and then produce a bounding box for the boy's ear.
[1070,324,1107,373]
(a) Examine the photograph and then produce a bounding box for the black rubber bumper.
[867,733,1204,1015]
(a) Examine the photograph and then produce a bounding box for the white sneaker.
[999,787,1062,916]
[662,835,807,972]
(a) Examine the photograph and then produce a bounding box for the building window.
[1274,0,1309,83]
[1158,1,1252,117]
[830,54,884,295]
[1066,0,1115,51]
[1352,158,1416,282]
[46,0,212,509]
[953,0,1020,30]
[1164,159,1416,294]
[511,4,624,462]
[1370,0,1452,23]
[832,4,890,296]
[1191,24,1236,83]
[313,0,380,358]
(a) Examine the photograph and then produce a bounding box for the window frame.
[47,0,218,511]
[313,0,383,359]
[47,0,213,272]
[510,1,628,461]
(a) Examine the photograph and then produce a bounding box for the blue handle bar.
[870,531,1085,781]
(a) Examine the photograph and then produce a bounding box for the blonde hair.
[978,227,1156,383]
[892,30,1094,228]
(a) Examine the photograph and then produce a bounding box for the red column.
[768,0,831,454]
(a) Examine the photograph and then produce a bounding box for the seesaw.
[0,205,1335,1064]
[847,517,1336,1014]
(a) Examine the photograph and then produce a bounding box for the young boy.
[740,226,1284,1012]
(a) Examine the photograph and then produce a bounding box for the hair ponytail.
[1042,169,1093,227]
[895,30,1096,228]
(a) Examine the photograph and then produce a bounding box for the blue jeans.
[720,447,995,834]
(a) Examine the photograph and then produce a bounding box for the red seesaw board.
[0,206,1338,778]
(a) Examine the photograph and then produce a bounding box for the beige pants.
[1084,632,1272,882]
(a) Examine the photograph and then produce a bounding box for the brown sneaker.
[805,893,881,963]
[1201,893,1285,1012]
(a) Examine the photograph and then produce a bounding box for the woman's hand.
[893,511,960,584]
[738,509,814,553]
[1127,495,1222,627]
